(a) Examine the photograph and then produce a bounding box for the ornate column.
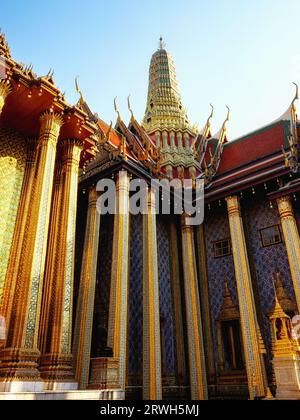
[195,224,216,385]
[226,195,266,399]
[155,131,161,148]
[177,132,183,151]
[170,131,176,149]
[162,131,168,150]
[107,171,130,391]
[143,188,162,400]
[1,138,36,330]
[181,214,208,400]
[277,196,300,312]
[0,111,63,392]
[73,186,101,390]
[169,221,186,385]
[184,132,190,149]
[39,138,83,390]
[0,79,12,115]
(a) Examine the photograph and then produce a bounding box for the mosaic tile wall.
[91,214,114,357]
[204,206,238,369]
[204,196,297,370]
[0,125,27,304]
[243,196,296,356]
[127,215,177,382]
[128,214,143,379]
[157,216,176,379]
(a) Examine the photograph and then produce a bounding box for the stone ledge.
[0,389,125,400]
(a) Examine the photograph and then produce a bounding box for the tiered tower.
[142,38,200,180]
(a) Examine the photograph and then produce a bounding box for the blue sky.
[1,0,300,138]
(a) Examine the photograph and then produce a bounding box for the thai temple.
[1,32,300,400]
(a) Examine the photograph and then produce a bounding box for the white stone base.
[273,355,300,400]
[43,382,78,391]
[0,381,45,393]
[0,389,125,400]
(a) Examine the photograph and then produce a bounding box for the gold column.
[0,79,12,115]
[155,131,161,148]
[226,195,266,399]
[73,186,101,389]
[1,138,36,330]
[0,111,63,391]
[181,215,208,400]
[177,131,183,150]
[143,188,162,400]
[277,196,300,312]
[169,221,186,385]
[39,138,83,389]
[195,224,216,385]
[107,170,130,390]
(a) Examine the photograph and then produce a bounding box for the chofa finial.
[114,97,121,120]
[127,95,134,119]
[293,82,299,105]
[75,76,84,104]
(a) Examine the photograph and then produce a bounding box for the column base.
[88,358,120,390]
[39,353,75,383]
[43,381,78,391]
[0,347,41,382]
[273,355,300,400]
[0,380,44,393]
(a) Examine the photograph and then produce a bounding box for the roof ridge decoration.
[0,30,11,59]
[202,106,230,186]
[194,104,214,163]
[282,83,299,174]
[127,95,161,162]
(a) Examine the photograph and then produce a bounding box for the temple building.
[0,33,300,400]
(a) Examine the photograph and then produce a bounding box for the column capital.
[39,110,64,139]
[147,187,157,212]
[115,171,130,202]
[0,79,12,114]
[226,195,241,216]
[277,195,294,218]
[87,185,100,207]
[59,138,83,165]
[181,213,193,230]
[0,79,12,97]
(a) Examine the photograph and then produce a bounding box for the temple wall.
[203,207,238,370]
[204,196,296,373]
[91,214,114,358]
[156,216,176,383]
[243,196,295,356]
[0,125,27,305]
[127,216,177,386]
[128,214,143,384]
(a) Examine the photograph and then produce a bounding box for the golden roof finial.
[104,121,113,143]
[209,103,214,120]
[225,105,230,123]
[114,97,121,121]
[292,82,299,106]
[159,36,165,50]
[75,76,84,105]
[127,94,134,120]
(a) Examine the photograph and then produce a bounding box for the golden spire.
[142,40,196,135]
[159,36,165,50]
